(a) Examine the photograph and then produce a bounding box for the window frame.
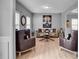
[15,11,20,30]
[26,16,31,29]
[71,18,78,30]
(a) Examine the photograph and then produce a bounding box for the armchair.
[16,30,36,56]
[59,30,78,51]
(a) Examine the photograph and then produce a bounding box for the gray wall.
[33,13,61,31]
[61,1,78,38]
[66,13,78,37]
[16,1,33,30]
[67,13,78,19]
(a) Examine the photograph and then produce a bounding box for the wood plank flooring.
[16,38,77,59]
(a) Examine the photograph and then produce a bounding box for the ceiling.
[67,8,78,15]
[17,0,78,13]
[71,8,78,13]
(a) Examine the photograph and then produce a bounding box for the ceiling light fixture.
[44,6,49,9]
[42,5,51,9]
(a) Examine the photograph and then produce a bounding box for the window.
[26,16,30,29]
[15,12,20,30]
[72,19,78,30]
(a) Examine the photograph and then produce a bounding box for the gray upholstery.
[59,30,78,51]
[16,30,35,51]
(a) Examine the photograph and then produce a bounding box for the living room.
[15,0,78,59]
[0,0,78,59]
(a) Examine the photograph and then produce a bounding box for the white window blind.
[72,19,78,30]
[26,16,30,29]
[15,12,20,30]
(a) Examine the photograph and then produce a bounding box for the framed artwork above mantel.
[43,15,52,28]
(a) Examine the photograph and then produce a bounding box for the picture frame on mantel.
[43,15,52,28]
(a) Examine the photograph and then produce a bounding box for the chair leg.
[19,52,21,56]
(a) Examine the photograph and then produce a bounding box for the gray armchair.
[16,30,36,55]
[59,30,78,51]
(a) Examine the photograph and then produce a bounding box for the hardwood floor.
[16,38,77,59]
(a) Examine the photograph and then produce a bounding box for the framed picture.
[43,15,52,28]
[66,20,70,28]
